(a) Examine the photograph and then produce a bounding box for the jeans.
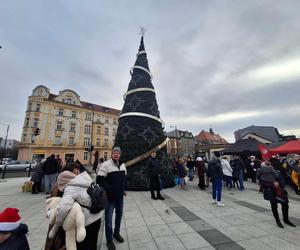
[44,174,57,193]
[105,197,124,242]
[238,170,244,190]
[212,177,222,202]
[225,175,233,188]
[188,169,193,180]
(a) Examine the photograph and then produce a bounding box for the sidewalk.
[1,177,300,249]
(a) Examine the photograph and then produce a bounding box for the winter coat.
[207,159,223,181]
[186,160,194,170]
[96,159,127,201]
[231,158,244,172]
[56,172,103,227]
[146,156,160,177]
[43,157,60,175]
[195,161,205,176]
[0,223,30,250]
[176,163,186,178]
[31,162,44,182]
[221,159,233,177]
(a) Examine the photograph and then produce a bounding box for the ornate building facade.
[18,85,120,165]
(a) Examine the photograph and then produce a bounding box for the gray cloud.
[1,0,300,142]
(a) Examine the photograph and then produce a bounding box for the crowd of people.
[1,150,300,249]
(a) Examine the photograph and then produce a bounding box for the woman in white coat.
[221,157,233,189]
[55,165,103,250]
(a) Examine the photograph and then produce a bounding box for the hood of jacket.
[66,171,93,189]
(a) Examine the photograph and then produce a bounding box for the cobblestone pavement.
[1,176,300,250]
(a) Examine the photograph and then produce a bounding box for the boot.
[282,203,296,227]
[271,202,284,228]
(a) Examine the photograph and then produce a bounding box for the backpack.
[81,182,107,213]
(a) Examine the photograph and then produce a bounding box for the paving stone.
[177,232,211,249]
[126,226,152,242]
[129,239,158,250]
[186,219,213,232]
[199,229,233,246]
[155,235,186,250]
[125,217,146,228]
[171,206,199,221]
[148,224,174,238]
[144,216,166,226]
[259,235,299,250]
[214,242,245,250]
[168,221,195,234]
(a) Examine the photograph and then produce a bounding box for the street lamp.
[0,122,10,164]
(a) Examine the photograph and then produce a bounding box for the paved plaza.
[1,176,300,250]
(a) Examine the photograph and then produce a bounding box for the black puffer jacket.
[43,157,60,175]
[207,158,223,181]
[146,157,160,177]
[0,223,30,250]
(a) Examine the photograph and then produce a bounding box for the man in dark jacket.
[31,158,44,194]
[232,156,245,191]
[97,146,127,250]
[43,154,60,194]
[208,155,225,207]
[257,161,295,228]
[146,151,164,200]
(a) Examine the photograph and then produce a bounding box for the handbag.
[44,225,66,250]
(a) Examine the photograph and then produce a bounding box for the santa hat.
[0,208,21,232]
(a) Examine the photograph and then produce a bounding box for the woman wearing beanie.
[53,164,103,250]
[0,207,30,250]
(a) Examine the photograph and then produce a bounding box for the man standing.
[97,147,127,250]
[208,155,225,207]
[43,154,60,194]
[146,151,165,200]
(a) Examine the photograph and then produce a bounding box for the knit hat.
[57,171,76,191]
[0,208,21,232]
[112,146,121,154]
[196,157,203,161]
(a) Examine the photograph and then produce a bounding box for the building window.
[33,118,39,128]
[96,138,100,146]
[86,113,92,120]
[28,103,32,111]
[97,126,101,135]
[58,108,64,116]
[113,118,117,125]
[84,151,88,161]
[69,137,74,145]
[25,118,29,127]
[57,121,62,130]
[84,138,90,146]
[71,111,76,118]
[105,127,109,136]
[70,123,75,131]
[112,128,116,136]
[105,116,109,124]
[23,134,27,143]
[55,136,61,145]
[104,138,108,146]
[65,98,72,104]
[84,125,91,133]
[36,103,41,112]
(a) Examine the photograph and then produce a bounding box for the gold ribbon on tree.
[124,138,169,167]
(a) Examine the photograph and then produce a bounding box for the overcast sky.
[1,0,300,142]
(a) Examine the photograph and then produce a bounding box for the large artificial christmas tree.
[114,35,174,191]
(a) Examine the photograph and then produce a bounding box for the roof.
[234,125,281,142]
[47,93,120,115]
[271,140,300,154]
[195,130,228,144]
[222,138,262,155]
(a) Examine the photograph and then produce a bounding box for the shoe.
[151,196,157,200]
[107,240,116,250]
[284,220,296,227]
[212,199,217,204]
[276,219,284,228]
[157,196,165,200]
[113,233,124,243]
[217,202,225,207]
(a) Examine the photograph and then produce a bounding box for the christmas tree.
[114,34,174,191]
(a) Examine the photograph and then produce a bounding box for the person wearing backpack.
[54,164,103,250]
[97,146,127,250]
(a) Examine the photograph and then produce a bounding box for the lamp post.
[0,122,10,164]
